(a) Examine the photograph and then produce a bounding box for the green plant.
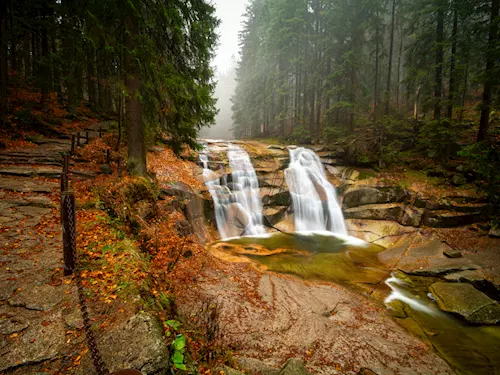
[459,142,499,225]
[289,126,312,144]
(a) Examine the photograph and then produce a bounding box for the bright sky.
[212,0,250,73]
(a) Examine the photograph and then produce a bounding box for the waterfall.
[200,144,265,239]
[285,147,347,235]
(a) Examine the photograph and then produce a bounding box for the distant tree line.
[232,0,499,155]
[0,0,219,175]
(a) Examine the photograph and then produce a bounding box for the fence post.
[62,190,76,276]
[60,155,69,192]
[86,131,89,144]
[71,135,75,154]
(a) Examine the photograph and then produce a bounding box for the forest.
[0,0,219,174]
[232,0,499,155]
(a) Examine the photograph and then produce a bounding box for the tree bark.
[434,3,444,121]
[0,1,8,126]
[477,0,499,142]
[385,0,396,115]
[374,11,380,116]
[125,17,147,176]
[447,2,458,120]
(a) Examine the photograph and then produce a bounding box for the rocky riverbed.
[182,140,500,375]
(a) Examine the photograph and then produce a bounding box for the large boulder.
[342,186,410,209]
[98,312,169,374]
[423,210,486,227]
[429,282,500,325]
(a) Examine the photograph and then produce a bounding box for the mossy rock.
[430,282,500,324]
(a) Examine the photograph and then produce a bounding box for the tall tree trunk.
[39,3,51,104]
[23,35,30,77]
[0,1,8,126]
[477,0,499,142]
[447,2,458,120]
[385,0,397,115]
[396,17,403,111]
[374,12,380,116]
[125,17,146,176]
[86,42,96,109]
[434,3,444,121]
[8,0,16,73]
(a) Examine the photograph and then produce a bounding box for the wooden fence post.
[77,132,80,147]
[71,135,75,154]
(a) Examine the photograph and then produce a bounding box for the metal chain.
[65,193,109,375]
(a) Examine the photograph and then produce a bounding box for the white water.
[285,147,347,235]
[384,276,437,315]
[200,144,265,239]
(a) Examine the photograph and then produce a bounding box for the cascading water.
[285,147,348,235]
[200,143,265,239]
[384,275,437,315]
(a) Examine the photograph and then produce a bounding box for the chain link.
[65,192,109,375]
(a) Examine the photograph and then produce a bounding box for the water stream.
[201,142,500,375]
[285,147,347,235]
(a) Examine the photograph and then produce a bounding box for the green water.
[225,233,388,289]
[216,233,500,375]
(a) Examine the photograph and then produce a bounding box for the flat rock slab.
[16,206,52,217]
[0,177,58,193]
[430,282,500,324]
[0,316,65,371]
[397,239,477,276]
[9,284,63,311]
[0,166,61,178]
[345,219,417,248]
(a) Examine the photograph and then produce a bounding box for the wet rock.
[9,284,63,311]
[342,186,409,209]
[452,174,467,186]
[0,317,66,371]
[267,145,285,150]
[345,219,417,248]
[341,168,360,182]
[98,312,169,374]
[397,238,477,276]
[263,206,288,225]
[429,282,500,324]
[423,210,485,228]
[489,227,500,238]
[260,188,290,206]
[344,204,422,227]
[443,248,462,258]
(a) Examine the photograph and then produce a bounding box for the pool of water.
[210,232,500,375]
